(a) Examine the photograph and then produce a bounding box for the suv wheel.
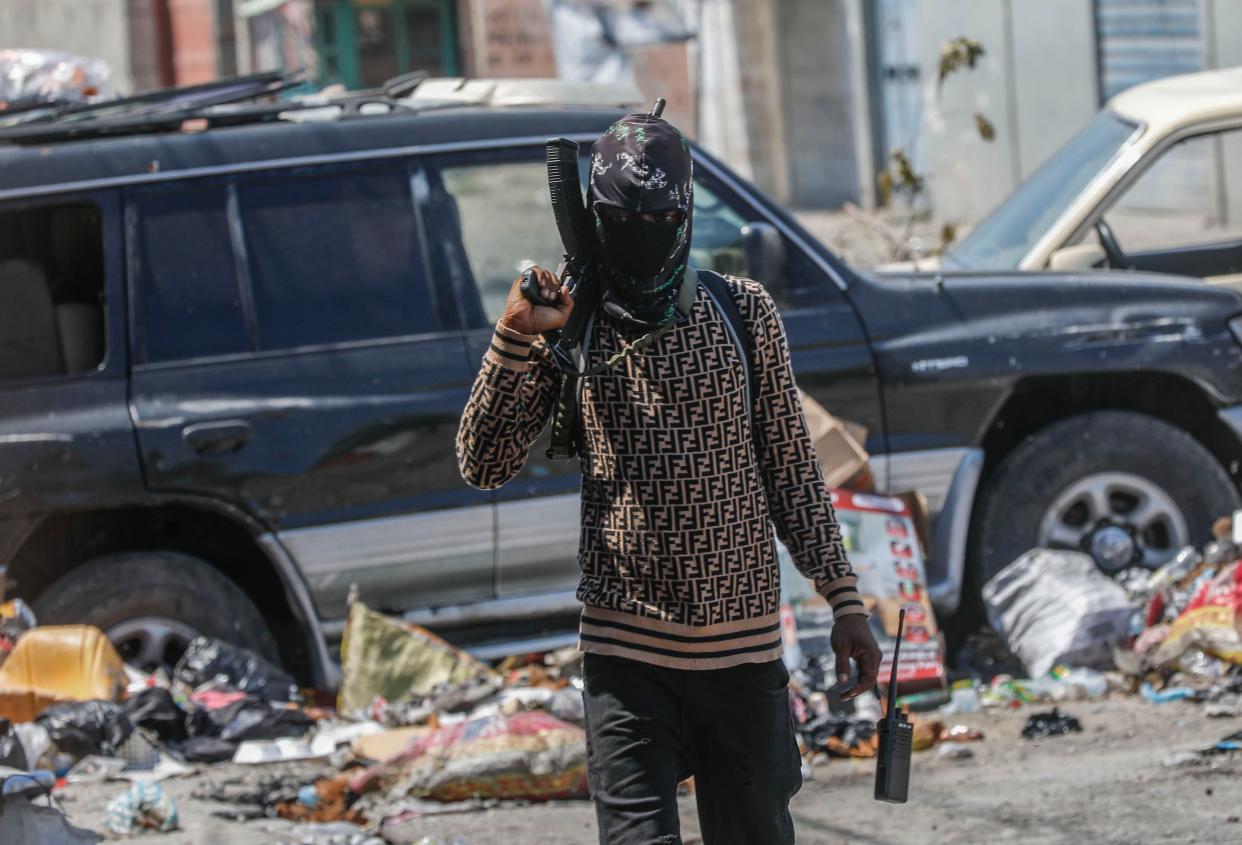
[970,411,1240,587]
[32,551,280,672]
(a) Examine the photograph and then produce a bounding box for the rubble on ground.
[3,506,1242,840]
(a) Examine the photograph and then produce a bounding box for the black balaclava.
[588,112,693,329]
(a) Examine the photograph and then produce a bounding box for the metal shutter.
[1095,0,1204,101]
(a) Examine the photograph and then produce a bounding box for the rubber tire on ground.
[31,550,280,664]
[967,409,1240,601]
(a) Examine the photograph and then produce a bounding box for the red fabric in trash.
[350,710,587,802]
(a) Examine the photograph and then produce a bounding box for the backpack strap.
[697,269,755,422]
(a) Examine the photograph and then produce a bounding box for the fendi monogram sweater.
[456,275,865,670]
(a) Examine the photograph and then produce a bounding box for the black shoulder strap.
[697,269,756,415]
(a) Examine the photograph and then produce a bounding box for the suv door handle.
[182,420,253,454]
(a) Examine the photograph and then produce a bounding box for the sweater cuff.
[820,575,868,620]
[485,322,540,372]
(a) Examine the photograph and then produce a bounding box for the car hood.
[852,269,1242,400]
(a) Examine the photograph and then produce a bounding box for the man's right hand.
[500,265,573,335]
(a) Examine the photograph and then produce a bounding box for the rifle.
[520,137,602,374]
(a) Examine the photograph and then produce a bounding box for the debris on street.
[1020,708,1083,739]
[983,548,1132,678]
[3,500,1242,840]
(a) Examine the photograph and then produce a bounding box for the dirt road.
[56,695,1242,844]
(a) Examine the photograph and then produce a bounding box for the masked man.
[456,110,880,845]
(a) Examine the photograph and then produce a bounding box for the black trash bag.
[799,713,877,753]
[36,700,134,758]
[121,687,189,743]
[179,736,238,764]
[173,636,295,702]
[201,697,313,744]
[1021,708,1083,740]
[0,718,28,770]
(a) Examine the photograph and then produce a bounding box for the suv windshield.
[946,111,1141,270]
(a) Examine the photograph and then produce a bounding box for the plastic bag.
[179,736,237,764]
[0,799,102,844]
[104,781,178,834]
[983,549,1133,678]
[0,49,113,109]
[13,722,50,769]
[0,718,28,769]
[174,637,295,702]
[0,598,37,651]
[121,687,189,742]
[338,602,498,716]
[1153,562,1242,668]
[203,698,313,743]
[35,700,133,759]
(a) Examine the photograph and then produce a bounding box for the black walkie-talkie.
[875,608,913,803]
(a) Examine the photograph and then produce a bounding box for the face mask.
[587,113,694,326]
[597,211,683,279]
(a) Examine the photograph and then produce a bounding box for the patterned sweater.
[456,275,865,670]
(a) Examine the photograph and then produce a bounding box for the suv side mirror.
[741,221,786,285]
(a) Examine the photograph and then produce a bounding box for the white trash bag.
[983,548,1134,678]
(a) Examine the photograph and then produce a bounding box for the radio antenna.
[886,608,906,719]
[649,98,666,119]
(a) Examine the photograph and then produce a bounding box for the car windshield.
[945,111,1141,270]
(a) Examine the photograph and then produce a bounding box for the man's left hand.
[830,614,882,700]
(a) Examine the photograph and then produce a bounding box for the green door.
[314,0,459,90]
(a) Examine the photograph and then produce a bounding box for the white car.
[902,65,1242,287]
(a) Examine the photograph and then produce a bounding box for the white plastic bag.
[983,549,1134,678]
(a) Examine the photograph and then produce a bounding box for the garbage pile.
[846,509,1242,772]
[1114,514,1242,710]
[782,502,1242,772]
[0,594,588,842]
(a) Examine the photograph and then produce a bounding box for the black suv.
[3,79,1242,685]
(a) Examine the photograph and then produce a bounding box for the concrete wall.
[1206,0,1242,68]
[1010,0,1098,178]
[918,0,1099,225]
[460,0,558,77]
[1204,0,1242,234]
[729,0,790,201]
[0,0,136,93]
[777,0,861,207]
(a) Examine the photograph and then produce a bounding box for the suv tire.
[970,410,1240,588]
[32,551,280,670]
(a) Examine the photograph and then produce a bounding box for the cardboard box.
[800,392,873,491]
[780,489,946,694]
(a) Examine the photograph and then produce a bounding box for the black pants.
[582,652,803,845]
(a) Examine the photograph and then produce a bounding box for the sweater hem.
[577,638,784,671]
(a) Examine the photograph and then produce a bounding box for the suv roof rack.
[405,78,643,109]
[0,73,642,147]
[0,71,301,144]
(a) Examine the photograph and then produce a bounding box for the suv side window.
[427,153,563,326]
[424,146,819,327]
[0,199,107,381]
[235,164,433,350]
[1102,127,1242,254]
[131,181,250,363]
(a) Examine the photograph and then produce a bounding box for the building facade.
[7,0,1242,219]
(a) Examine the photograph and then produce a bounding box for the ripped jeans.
[582,653,803,845]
